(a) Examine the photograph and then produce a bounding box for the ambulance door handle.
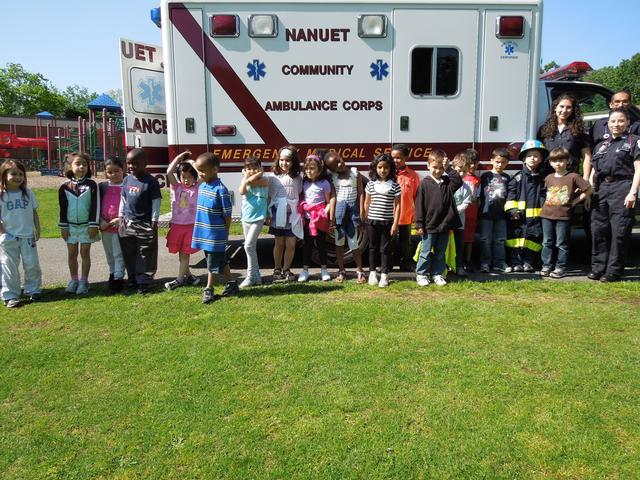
[400,116,409,131]
[490,116,499,131]
[185,117,195,133]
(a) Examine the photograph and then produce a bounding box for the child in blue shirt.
[238,156,269,288]
[119,148,162,294]
[192,152,239,304]
[0,160,42,307]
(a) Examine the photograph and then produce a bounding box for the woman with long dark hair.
[538,93,591,178]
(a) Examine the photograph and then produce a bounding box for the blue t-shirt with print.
[121,173,162,222]
[241,185,268,223]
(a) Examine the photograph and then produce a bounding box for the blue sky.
[1,0,638,94]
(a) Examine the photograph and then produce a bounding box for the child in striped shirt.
[192,153,238,304]
[363,153,401,288]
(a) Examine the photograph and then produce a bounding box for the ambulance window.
[435,48,458,96]
[411,47,459,97]
[411,48,433,95]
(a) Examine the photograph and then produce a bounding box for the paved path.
[35,232,640,287]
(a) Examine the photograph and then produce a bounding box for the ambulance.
[120,0,631,216]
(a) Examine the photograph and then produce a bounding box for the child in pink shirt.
[99,157,125,293]
[164,151,201,290]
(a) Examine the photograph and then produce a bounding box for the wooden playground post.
[77,116,84,153]
[46,124,51,170]
[102,108,108,164]
[57,127,62,168]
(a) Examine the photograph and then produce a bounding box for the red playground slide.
[0,131,48,158]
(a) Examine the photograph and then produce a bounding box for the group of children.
[0,139,594,307]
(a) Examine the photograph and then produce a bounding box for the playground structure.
[0,94,127,174]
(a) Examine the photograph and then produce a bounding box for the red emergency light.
[212,125,237,136]
[496,16,525,39]
[539,61,592,81]
[211,15,239,37]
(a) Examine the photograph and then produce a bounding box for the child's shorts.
[269,226,295,237]
[334,224,360,250]
[268,205,295,237]
[66,224,100,244]
[204,250,228,274]
[166,223,200,254]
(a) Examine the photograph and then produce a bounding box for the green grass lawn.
[1,281,639,479]
[34,188,247,238]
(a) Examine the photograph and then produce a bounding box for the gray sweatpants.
[0,235,42,301]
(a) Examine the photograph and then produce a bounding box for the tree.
[0,63,109,118]
[0,63,66,116]
[542,60,559,73]
[584,53,640,103]
[105,88,123,106]
[60,85,98,118]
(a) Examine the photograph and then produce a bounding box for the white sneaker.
[378,273,389,288]
[298,270,309,282]
[416,274,430,287]
[368,271,378,286]
[239,277,254,289]
[320,268,331,282]
[65,279,79,294]
[76,280,90,295]
[432,275,447,286]
[494,264,513,273]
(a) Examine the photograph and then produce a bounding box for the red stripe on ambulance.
[169,4,288,146]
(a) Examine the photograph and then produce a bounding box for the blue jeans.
[416,232,449,276]
[541,218,570,270]
[478,217,507,267]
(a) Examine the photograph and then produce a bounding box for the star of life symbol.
[370,60,389,80]
[247,59,266,81]
[137,77,164,108]
[502,42,518,57]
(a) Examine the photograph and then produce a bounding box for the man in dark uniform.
[589,108,640,282]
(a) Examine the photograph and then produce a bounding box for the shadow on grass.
[236,282,344,297]
[32,282,170,303]
[29,280,344,306]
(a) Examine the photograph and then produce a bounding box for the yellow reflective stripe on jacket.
[524,239,542,252]
[525,208,541,218]
[506,238,524,248]
[504,200,526,211]
[505,238,542,252]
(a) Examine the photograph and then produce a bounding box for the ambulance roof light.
[150,7,161,28]
[249,15,278,37]
[358,15,387,38]
[210,15,239,37]
[496,16,525,39]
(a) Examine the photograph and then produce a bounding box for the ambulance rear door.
[391,9,479,151]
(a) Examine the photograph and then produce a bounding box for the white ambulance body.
[158,0,544,211]
[119,38,168,184]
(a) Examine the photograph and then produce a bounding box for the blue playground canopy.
[36,111,55,118]
[87,94,122,112]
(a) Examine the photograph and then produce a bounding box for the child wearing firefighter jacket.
[505,140,547,272]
